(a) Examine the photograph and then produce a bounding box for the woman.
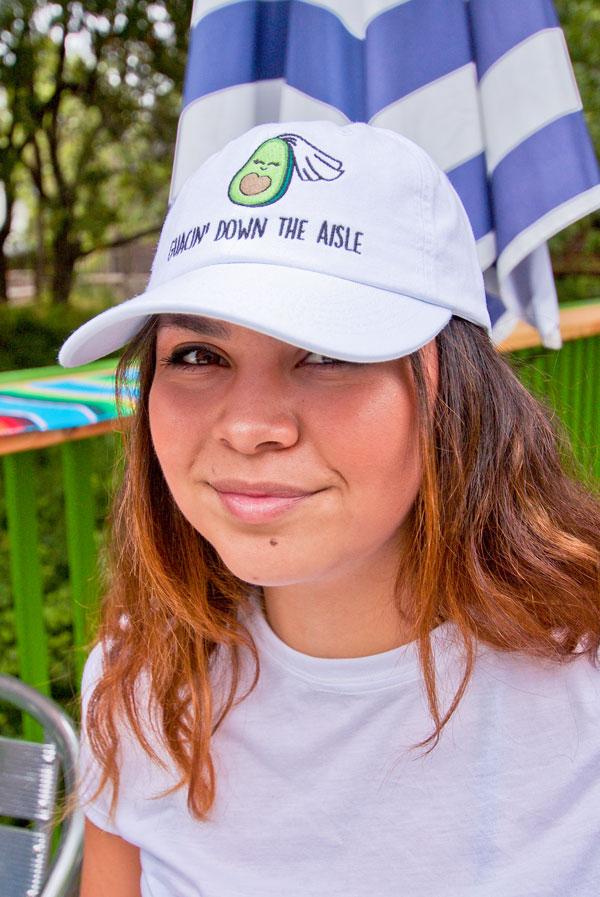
[59,122,600,897]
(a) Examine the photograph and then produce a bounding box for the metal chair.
[0,674,84,897]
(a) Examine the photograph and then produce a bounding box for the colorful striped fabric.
[171,0,600,349]
[0,362,136,437]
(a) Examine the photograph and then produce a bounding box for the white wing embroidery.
[279,134,344,182]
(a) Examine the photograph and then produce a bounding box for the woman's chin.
[222,564,306,589]
[214,547,318,589]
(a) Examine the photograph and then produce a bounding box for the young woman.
[59,122,600,897]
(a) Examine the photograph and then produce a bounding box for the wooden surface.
[497,303,600,351]
[0,418,123,457]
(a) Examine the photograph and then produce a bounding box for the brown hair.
[83,316,600,822]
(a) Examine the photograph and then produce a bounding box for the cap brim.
[58,262,452,367]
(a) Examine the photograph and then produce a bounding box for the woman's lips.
[214,490,315,523]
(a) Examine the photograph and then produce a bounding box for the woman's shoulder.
[81,618,153,694]
[473,638,600,723]
[81,640,109,702]
[79,637,171,772]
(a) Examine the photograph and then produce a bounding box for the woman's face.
[148,314,437,588]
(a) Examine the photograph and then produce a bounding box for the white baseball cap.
[58,121,490,367]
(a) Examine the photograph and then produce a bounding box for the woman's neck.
[259,565,417,660]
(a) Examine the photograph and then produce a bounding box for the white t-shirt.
[80,593,600,897]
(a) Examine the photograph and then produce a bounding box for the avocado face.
[228,138,294,206]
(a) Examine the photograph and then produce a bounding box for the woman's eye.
[165,346,225,367]
[303,352,348,366]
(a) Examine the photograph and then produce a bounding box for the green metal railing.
[0,303,598,740]
[512,334,600,482]
[3,441,98,680]
[1,431,115,739]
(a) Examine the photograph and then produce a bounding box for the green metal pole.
[543,348,559,412]
[553,343,571,445]
[61,440,98,685]
[580,337,598,481]
[528,349,546,402]
[2,452,49,740]
[571,338,584,453]
[591,339,600,482]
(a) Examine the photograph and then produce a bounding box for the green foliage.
[555,0,600,148]
[550,1,600,278]
[0,1,190,302]
[556,276,600,305]
[0,436,117,735]
[0,302,107,370]
[0,299,121,734]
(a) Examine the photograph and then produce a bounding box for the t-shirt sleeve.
[78,641,120,834]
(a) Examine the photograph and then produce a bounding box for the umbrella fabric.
[0,362,136,437]
[171,0,600,348]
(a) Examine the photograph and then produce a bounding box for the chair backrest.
[0,675,84,897]
[0,734,59,896]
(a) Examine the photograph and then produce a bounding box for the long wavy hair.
[84,315,600,822]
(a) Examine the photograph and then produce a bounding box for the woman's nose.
[212,377,301,454]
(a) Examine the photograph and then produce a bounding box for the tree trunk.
[0,250,8,304]
[34,202,46,299]
[0,189,14,303]
[50,219,80,304]
[50,246,78,304]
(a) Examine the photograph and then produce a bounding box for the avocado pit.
[240,172,272,196]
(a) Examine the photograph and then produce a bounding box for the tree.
[0,0,37,301]
[0,1,190,304]
[551,0,600,286]
[0,127,22,303]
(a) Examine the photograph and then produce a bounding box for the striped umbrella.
[171,0,600,348]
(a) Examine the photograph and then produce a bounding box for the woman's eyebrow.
[158,314,232,338]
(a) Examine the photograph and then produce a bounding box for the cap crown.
[149,121,487,328]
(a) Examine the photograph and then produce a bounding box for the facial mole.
[269,539,278,546]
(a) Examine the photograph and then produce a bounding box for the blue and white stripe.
[0,396,99,430]
[172,0,600,347]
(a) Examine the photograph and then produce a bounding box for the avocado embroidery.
[228,134,344,207]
